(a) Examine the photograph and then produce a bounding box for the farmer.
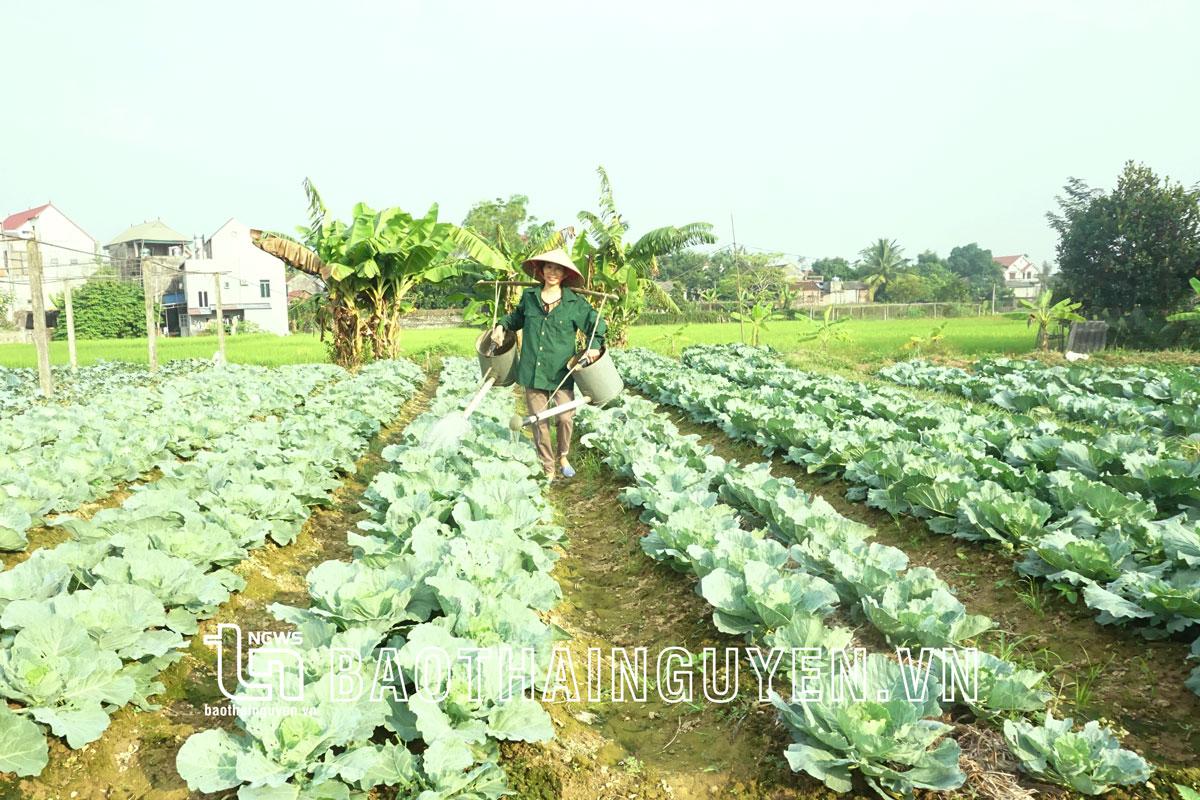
[490,248,605,480]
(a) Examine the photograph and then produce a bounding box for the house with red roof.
[993,254,1041,301]
[0,203,99,323]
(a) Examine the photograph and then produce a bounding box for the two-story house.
[163,218,288,336]
[104,219,191,280]
[0,203,99,323]
[994,254,1040,301]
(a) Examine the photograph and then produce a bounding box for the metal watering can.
[454,286,521,419]
[475,327,519,387]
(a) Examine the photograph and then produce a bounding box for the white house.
[165,218,288,336]
[995,254,1036,281]
[994,254,1041,301]
[0,203,99,322]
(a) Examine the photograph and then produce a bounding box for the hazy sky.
[3,1,1197,266]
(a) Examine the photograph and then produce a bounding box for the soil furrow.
[502,444,822,800]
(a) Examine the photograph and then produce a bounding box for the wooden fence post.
[213,272,226,362]
[142,258,158,372]
[27,238,53,396]
[63,279,77,372]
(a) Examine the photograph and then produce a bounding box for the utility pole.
[213,272,226,362]
[63,279,77,371]
[142,258,158,372]
[27,236,53,396]
[991,283,996,315]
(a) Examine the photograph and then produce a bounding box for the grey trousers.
[524,387,574,475]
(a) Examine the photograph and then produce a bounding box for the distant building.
[104,219,191,279]
[771,258,821,283]
[162,218,288,336]
[994,254,1041,301]
[821,279,870,305]
[287,270,323,302]
[0,203,99,322]
[794,280,823,306]
[995,254,1036,281]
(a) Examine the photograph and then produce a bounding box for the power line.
[710,241,810,261]
[0,232,128,262]
[0,233,194,272]
[1,234,232,283]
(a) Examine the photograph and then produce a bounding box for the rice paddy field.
[0,318,1198,799]
[0,316,1040,369]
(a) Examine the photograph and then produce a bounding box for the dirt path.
[501,446,829,800]
[2,372,439,800]
[2,481,142,571]
[652,402,1200,767]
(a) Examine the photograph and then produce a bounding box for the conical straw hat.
[522,248,584,288]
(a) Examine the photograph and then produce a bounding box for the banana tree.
[730,302,781,346]
[798,305,851,351]
[575,166,715,345]
[456,223,568,326]
[1020,290,1084,351]
[253,184,364,366]
[253,179,504,366]
[1167,277,1200,323]
[901,321,948,357]
[777,282,796,313]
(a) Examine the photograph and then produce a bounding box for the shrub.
[50,277,145,339]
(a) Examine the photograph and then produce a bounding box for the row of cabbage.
[575,393,1150,797]
[0,360,212,418]
[880,358,1200,437]
[0,359,424,779]
[698,349,1200,515]
[978,359,1200,408]
[175,358,562,800]
[617,345,1200,698]
[0,362,345,552]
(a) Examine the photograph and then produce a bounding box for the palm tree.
[574,167,715,345]
[857,238,908,301]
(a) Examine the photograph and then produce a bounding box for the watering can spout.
[511,395,593,430]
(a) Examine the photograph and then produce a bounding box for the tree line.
[656,240,1035,306]
[40,160,1200,352]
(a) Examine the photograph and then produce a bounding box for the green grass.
[0,334,330,367]
[630,316,1033,364]
[0,316,1036,369]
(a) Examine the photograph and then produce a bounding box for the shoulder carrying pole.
[475,280,618,302]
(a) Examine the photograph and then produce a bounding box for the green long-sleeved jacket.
[499,286,607,392]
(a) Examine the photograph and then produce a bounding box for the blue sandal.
[560,461,576,478]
